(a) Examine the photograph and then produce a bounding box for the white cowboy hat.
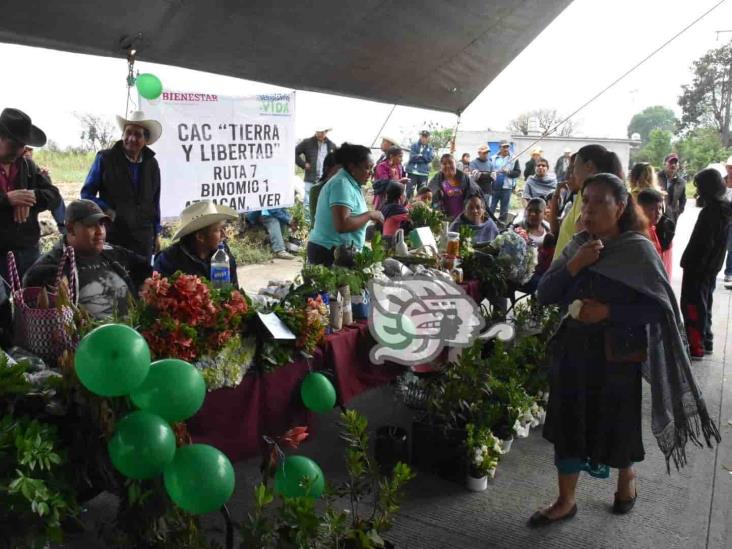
[315,125,332,133]
[172,201,239,242]
[380,135,400,146]
[116,110,163,145]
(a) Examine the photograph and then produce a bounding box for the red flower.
[279,426,309,449]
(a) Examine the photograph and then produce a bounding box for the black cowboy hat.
[0,108,46,147]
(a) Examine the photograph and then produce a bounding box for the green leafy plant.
[0,415,78,547]
[465,423,501,478]
[240,410,414,548]
[408,202,445,235]
[354,232,386,272]
[426,342,492,431]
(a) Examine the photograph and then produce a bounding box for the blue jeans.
[725,224,732,276]
[260,216,286,253]
[407,173,427,200]
[303,182,313,221]
[489,189,512,222]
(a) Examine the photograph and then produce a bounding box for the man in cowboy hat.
[468,144,494,197]
[154,200,240,286]
[295,126,337,215]
[0,107,61,346]
[81,110,163,260]
[24,199,151,320]
[0,108,62,276]
[376,135,400,165]
[523,147,544,180]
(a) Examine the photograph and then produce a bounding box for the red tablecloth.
[188,321,402,462]
[320,321,404,405]
[187,355,312,462]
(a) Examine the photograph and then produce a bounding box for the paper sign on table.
[257,312,296,340]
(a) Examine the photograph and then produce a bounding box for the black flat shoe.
[612,491,637,515]
[528,503,577,528]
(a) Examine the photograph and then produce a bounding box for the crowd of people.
[0,105,729,528]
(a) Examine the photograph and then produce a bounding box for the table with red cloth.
[187,321,403,462]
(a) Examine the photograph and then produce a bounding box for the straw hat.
[172,201,238,242]
[116,110,163,145]
[380,135,400,146]
[726,156,732,167]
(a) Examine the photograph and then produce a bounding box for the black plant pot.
[375,425,409,475]
[411,419,466,483]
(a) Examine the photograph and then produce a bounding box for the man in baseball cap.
[658,152,686,223]
[24,199,151,320]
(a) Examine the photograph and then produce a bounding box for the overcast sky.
[2,0,731,150]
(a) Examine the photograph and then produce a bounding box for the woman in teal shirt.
[307,143,384,266]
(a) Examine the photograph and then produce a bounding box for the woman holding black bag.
[531,173,719,526]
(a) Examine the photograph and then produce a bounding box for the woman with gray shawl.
[530,173,720,527]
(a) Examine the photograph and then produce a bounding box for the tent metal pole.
[370,104,397,149]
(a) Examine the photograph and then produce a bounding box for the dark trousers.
[306,241,335,267]
[407,174,428,200]
[0,246,41,349]
[489,189,513,222]
[680,270,715,355]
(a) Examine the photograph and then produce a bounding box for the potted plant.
[464,423,501,492]
[241,411,414,548]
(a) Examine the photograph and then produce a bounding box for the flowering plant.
[135,272,253,388]
[465,423,501,478]
[491,230,538,285]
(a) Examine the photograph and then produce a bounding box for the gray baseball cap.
[64,199,112,226]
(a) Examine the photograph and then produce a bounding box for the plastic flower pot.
[466,474,488,492]
[351,290,370,320]
[499,437,514,455]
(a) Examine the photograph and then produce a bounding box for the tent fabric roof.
[0,0,572,113]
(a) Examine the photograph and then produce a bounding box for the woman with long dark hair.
[307,143,384,266]
[533,173,719,526]
[553,145,624,259]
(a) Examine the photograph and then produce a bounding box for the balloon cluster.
[74,324,234,514]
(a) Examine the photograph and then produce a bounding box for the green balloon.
[130,359,206,422]
[75,324,151,397]
[274,455,325,499]
[108,411,176,479]
[136,73,163,100]
[300,372,336,413]
[164,444,235,514]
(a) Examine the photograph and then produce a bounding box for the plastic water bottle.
[210,244,231,288]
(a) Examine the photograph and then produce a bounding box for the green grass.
[34,150,96,184]
[227,226,274,265]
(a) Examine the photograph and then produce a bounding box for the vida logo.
[261,101,289,114]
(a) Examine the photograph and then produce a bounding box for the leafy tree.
[678,44,732,147]
[675,127,732,174]
[627,105,677,144]
[75,113,116,152]
[507,109,577,137]
[633,129,672,168]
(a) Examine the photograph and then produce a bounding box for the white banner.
[141,91,296,218]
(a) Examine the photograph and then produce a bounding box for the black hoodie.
[680,198,732,275]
